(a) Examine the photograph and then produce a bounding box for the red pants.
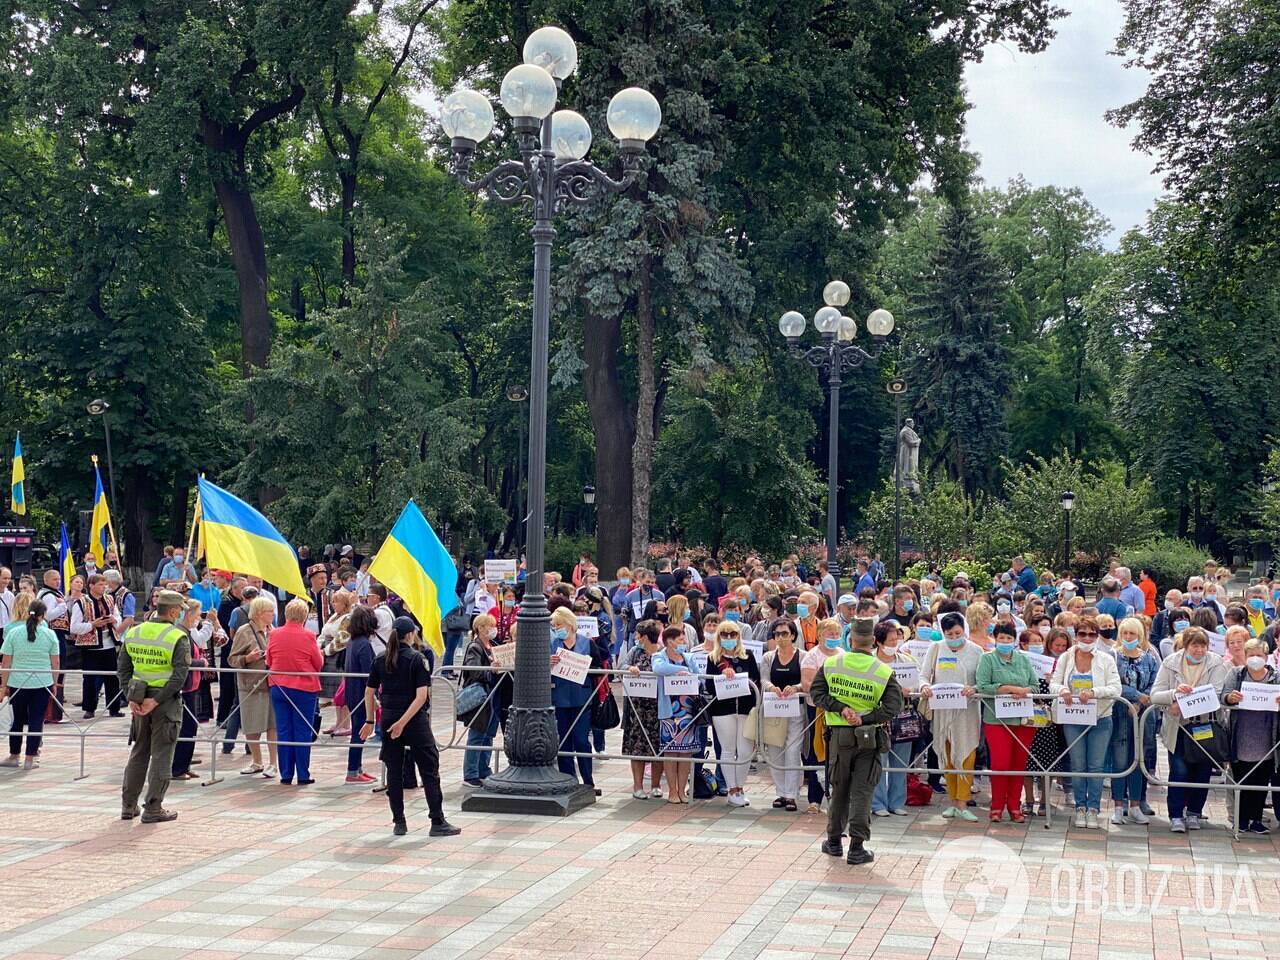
[983,723,1036,814]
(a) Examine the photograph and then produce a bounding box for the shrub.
[1121,537,1213,595]
[544,535,598,579]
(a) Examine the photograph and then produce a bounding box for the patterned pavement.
[0,680,1277,960]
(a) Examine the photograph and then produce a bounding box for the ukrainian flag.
[369,501,457,655]
[10,434,24,516]
[89,460,114,566]
[195,477,307,598]
[59,522,75,589]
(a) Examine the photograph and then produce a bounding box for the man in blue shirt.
[1010,556,1037,594]
[1095,578,1131,623]
[853,558,876,596]
[621,568,664,649]
[1115,566,1145,616]
[189,569,224,614]
[158,549,197,587]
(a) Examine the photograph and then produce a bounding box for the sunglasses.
[1075,630,1099,638]
[720,630,742,639]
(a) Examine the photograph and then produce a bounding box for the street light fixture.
[582,483,596,505]
[1061,489,1075,572]
[779,285,895,585]
[86,399,117,517]
[447,26,660,816]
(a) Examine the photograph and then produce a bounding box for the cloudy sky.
[963,0,1163,243]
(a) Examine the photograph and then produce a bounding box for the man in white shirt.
[70,573,124,717]
[0,566,13,629]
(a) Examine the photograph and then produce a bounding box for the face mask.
[1170,619,1189,634]
[881,645,898,657]
[995,641,1016,656]
[997,602,1011,614]
[1250,599,1265,611]
[1185,652,1203,665]
[1037,624,1051,637]
[720,637,739,651]
[902,599,914,613]
[1122,638,1141,651]
[1215,625,1227,636]
[1061,589,1075,599]
[920,627,942,642]
[680,611,690,622]
[1027,644,1045,656]
[344,580,357,590]
[1100,628,1115,640]
[553,627,572,642]
[1189,591,1203,602]
[921,595,931,609]
[675,644,687,655]
[823,637,842,650]
[620,578,631,587]
[1076,641,1096,653]
[1164,599,1175,611]
[1066,626,1076,640]
[486,628,498,641]
[503,599,515,609]
[985,624,995,636]
[796,604,810,618]
[958,599,969,608]
[945,636,965,650]
[724,612,741,622]
[1272,589,1280,601]
[173,555,184,564]
[1247,656,1266,671]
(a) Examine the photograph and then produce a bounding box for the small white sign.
[713,675,750,700]
[550,648,591,684]
[905,640,933,662]
[995,695,1034,719]
[763,692,802,718]
[490,643,516,671]
[929,683,967,710]
[1054,700,1098,726]
[1238,681,1279,713]
[622,674,657,699]
[663,673,699,696]
[1176,683,1221,719]
[631,600,646,619]
[484,559,518,583]
[1209,634,1226,656]
[576,615,599,638]
[743,639,764,663]
[1025,652,1057,677]
[687,650,709,676]
[891,662,920,691]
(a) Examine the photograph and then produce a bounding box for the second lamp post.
[779,281,894,583]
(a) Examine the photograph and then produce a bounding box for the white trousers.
[712,713,753,790]
[765,712,806,800]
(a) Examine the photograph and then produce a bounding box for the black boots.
[821,837,843,858]
[847,841,874,865]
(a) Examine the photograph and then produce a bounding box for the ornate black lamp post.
[779,282,895,585]
[445,26,660,815]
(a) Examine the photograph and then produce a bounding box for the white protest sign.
[490,643,516,671]
[663,673,699,696]
[576,615,599,638]
[687,650,709,676]
[743,640,764,663]
[929,683,967,711]
[622,674,657,699]
[631,600,646,619]
[1054,700,1098,726]
[995,695,1034,720]
[713,675,750,700]
[905,640,933,662]
[1176,683,1221,719]
[1025,652,1057,677]
[1209,634,1226,656]
[1238,681,1279,712]
[763,692,802,718]
[484,559,517,583]
[550,649,591,684]
[891,662,920,691]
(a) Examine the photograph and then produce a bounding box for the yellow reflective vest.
[821,650,892,727]
[122,620,183,687]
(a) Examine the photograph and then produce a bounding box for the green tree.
[907,202,1011,495]
[861,476,975,570]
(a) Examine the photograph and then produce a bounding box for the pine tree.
[909,203,1011,495]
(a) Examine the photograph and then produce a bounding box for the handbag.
[455,681,489,721]
[1176,718,1228,766]
[685,693,711,727]
[743,706,788,747]
[591,682,621,730]
[443,601,471,634]
[890,707,924,743]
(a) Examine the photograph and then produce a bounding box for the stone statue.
[896,418,921,494]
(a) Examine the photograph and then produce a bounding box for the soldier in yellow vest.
[810,617,903,864]
[117,590,192,823]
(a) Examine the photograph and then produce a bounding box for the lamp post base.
[461,764,597,816]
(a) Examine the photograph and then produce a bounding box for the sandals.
[772,797,787,809]
[784,799,798,812]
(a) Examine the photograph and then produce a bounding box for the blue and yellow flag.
[195,477,307,598]
[10,434,24,516]
[59,522,75,589]
[89,457,114,566]
[369,501,458,656]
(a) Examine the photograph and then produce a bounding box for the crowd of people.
[1,540,1279,844]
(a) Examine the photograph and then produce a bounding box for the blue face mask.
[345,580,357,590]
[675,644,687,655]
[682,611,691,621]
[1173,620,1190,633]
[1122,638,1141,650]
[552,627,568,641]
[724,612,741,622]
[1066,627,1076,640]
[986,624,995,635]
[796,604,810,618]
[823,637,843,650]
[720,638,738,651]
[920,627,942,643]
[1216,625,1227,636]
[945,635,965,650]
[620,578,631,587]
[902,599,914,613]
[995,641,1016,656]
[1250,599,1265,611]
[1185,652,1204,665]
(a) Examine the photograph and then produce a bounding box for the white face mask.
[1076,641,1096,653]
[881,645,898,657]
[1027,644,1045,656]
[1247,656,1266,671]
[1037,624,1051,637]
[1164,599,1175,611]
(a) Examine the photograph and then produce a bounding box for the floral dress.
[622,646,660,756]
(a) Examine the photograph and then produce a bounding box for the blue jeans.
[271,686,317,783]
[1167,747,1212,819]
[873,740,912,812]
[1064,715,1113,810]
[463,706,499,781]
[1141,711,1159,800]
[555,705,594,785]
[347,700,367,775]
[442,630,464,674]
[1109,707,1143,802]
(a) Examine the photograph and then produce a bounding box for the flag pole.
[92,454,123,565]
[185,485,201,563]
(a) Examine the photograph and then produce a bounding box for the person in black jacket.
[705,619,761,807]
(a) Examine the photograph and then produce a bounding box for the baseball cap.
[837,593,856,606]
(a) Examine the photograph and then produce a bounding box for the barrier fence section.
[2,662,1271,837]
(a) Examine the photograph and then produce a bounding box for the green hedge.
[544,534,598,580]
[1120,537,1212,595]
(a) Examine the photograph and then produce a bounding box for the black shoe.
[965,799,977,807]
[393,821,408,836]
[821,838,843,858]
[82,711,95,720]
[847,842,874,866]
[1138,801,1156,816]
[429,820,461,837]
[463,778,483,787]
[108,710,123,718]
[298,779,315,786]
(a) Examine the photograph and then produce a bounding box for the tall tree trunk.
[583,310,634,573]
[169,481,190,550]
[122,467,158,589]
[339,168,357,306]
[212,177,272,370]
[630,265,657,566]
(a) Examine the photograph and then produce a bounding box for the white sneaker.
[873,809,890,818]
[1130,808,1150,825]
[650,788,663,799]
[1073,808,1087,828]
[262,765,277,779]
[942,806,958,819]
[956,808,978,822]
[632,789,647,800]
[1086,810,1099,829]
[1186,813,1201,830]
[1170,818,1186,833]
[727,793,749,807]
[1110,808,1126,826]
[890,808,910,816]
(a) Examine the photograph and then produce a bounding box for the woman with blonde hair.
[320,589,355,736]
[266,598,324,785]
[666,594,698,648]
[229,596,279,778]
[1109,616,1159,824]
[965,601,993,650]
[550,605,601,793]
[705,615,760,806]
[461,612,500,785]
